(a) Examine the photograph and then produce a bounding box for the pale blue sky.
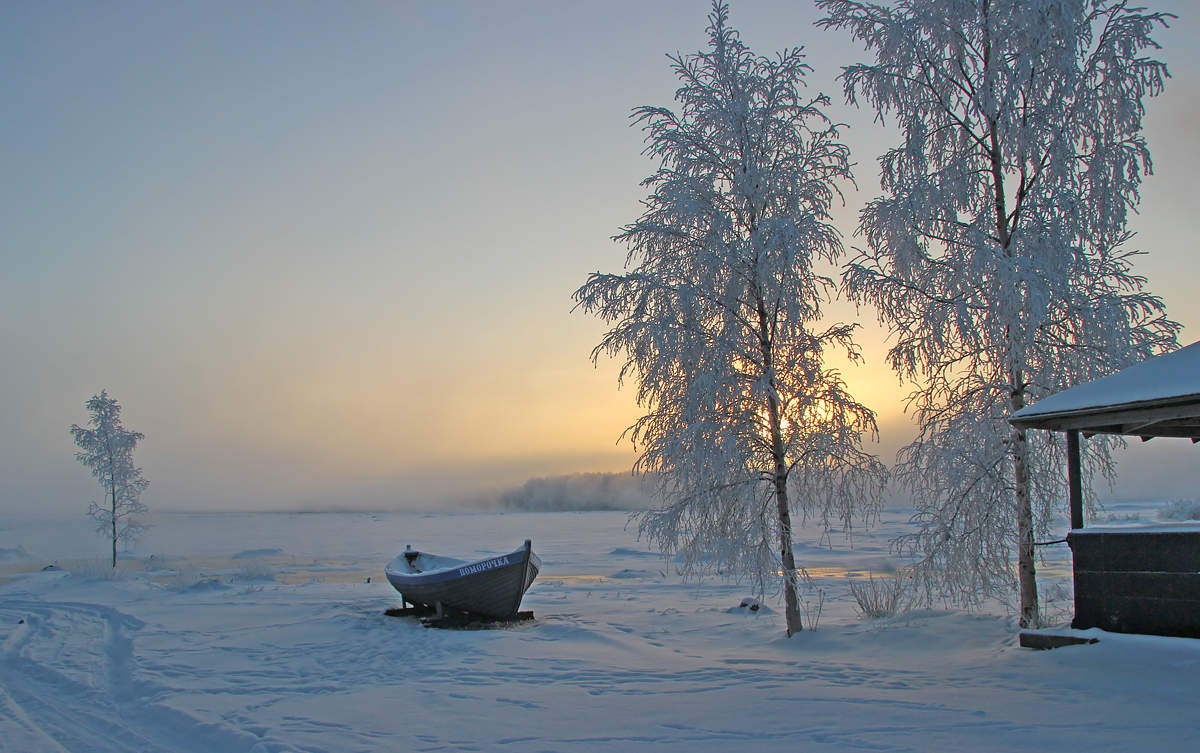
[2,1,1197,514]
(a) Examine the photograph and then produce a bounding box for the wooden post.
[1067,429,1083,530]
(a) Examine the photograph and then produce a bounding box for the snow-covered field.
[2,503,1197,752]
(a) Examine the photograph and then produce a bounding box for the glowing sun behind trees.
[574,1,886,636]
[818,0,1180,627]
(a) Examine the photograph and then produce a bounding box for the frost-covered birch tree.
[817,0,1180,626]
[71,391,150,568]
[575,1,886,636]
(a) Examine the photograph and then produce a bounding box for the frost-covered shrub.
[1038,581,1074,627]
[1158,499,1200,521]
[849,571,910,620]
[68,559,130,581]
[800,587,826,631]
[1102,512,1141,523]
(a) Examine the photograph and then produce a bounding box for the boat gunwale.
[385,544,539,588]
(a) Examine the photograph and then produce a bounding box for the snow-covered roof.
[1010,341,1200,438]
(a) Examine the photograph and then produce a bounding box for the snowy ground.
[1,503,1197,752]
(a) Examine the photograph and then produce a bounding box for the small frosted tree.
[817,0,1180,626]
[71,391,149,567]
[575,1,887,636]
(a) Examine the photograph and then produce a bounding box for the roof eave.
[1010,394,1200,438]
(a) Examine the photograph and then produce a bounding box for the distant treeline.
[493,472,655,512]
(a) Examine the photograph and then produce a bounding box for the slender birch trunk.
[1009,379,1039,627]
[773,452,803,635]
[758,292,803,635]
[110,461,119,568]
[767,384,802,634]
[991,111,1039,626]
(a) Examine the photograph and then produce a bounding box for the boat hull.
[385,540,540,619]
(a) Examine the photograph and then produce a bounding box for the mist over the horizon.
[10,410,1200,518]
[490,472,655,512]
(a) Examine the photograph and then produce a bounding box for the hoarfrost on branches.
[70,391,150,568]
[575,1,886,636]
[818,0,1180,626]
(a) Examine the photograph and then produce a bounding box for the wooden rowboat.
[385,540,541,620]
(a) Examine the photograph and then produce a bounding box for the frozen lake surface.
[1,504,1197,752]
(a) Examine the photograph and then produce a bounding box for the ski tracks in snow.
[0,599,295,753]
